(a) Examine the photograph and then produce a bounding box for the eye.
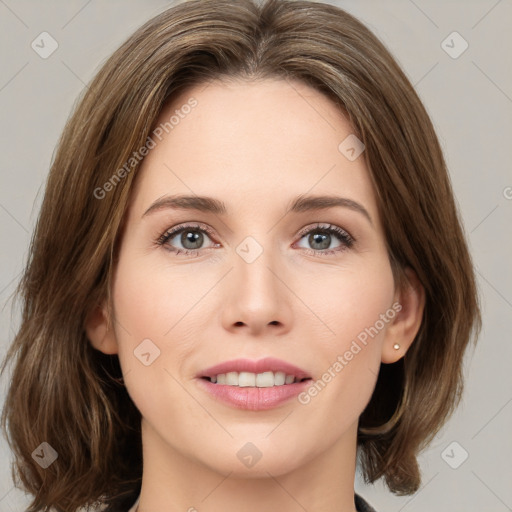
[155,222,355,257]
[294,223,355,256]
[155,223,219,256]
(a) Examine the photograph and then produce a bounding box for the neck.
[135,418,359,512]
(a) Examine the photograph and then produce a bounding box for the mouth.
[196,357,313,411]
[201,372,312,387]
[198,357,313,388]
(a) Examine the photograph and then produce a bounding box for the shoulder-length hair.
[1,0,481,510]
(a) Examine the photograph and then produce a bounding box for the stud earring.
[393,343,400,350]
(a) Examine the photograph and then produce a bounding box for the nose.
[221,244,293,337]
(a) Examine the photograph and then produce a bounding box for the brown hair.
[1,0,481,510]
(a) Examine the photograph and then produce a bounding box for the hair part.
[1,0,481,509]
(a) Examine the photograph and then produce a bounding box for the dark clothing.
[128,493,377,511]
[356,493,377,511]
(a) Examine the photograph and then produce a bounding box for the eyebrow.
[142,193,373,226]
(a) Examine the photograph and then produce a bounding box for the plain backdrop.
[0,1,511,511]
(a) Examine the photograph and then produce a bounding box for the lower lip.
[196,378,312,410]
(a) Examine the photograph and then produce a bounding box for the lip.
[195,378,312,411]
[196,357,312,411]
[198,357,311,380]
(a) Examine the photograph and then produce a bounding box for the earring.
[393,343,400,350]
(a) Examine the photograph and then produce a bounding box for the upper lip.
[198,357,311,380]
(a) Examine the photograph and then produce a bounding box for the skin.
[86,78,425,512]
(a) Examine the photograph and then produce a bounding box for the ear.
[84,299,119,355]
[381,266,425,364]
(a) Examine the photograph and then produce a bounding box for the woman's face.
[94,78,407,477]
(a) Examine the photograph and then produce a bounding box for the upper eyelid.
[296,222,352,239]
[163,222,216,239]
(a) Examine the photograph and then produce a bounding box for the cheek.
[112,249,214,347]
[300,258,395,351]
[296,261,395,412]
[110,252,211,417]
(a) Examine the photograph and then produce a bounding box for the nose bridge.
[221,232,292,334]
[235,233,282,301]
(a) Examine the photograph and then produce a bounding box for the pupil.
[310,232,330,250]
[182,230,203,249]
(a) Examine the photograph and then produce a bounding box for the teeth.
[239,371,256,387]
[209,371,300,387]
[256,371,276,388]
[274,372,285,386]
[226,372,238,386]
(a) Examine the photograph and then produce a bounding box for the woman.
[1,0,481,511]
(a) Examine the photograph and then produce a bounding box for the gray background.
[0,0,511,511]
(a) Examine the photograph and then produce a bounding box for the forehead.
[128,78,379,225]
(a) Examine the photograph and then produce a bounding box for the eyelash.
[154,222,355,257]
